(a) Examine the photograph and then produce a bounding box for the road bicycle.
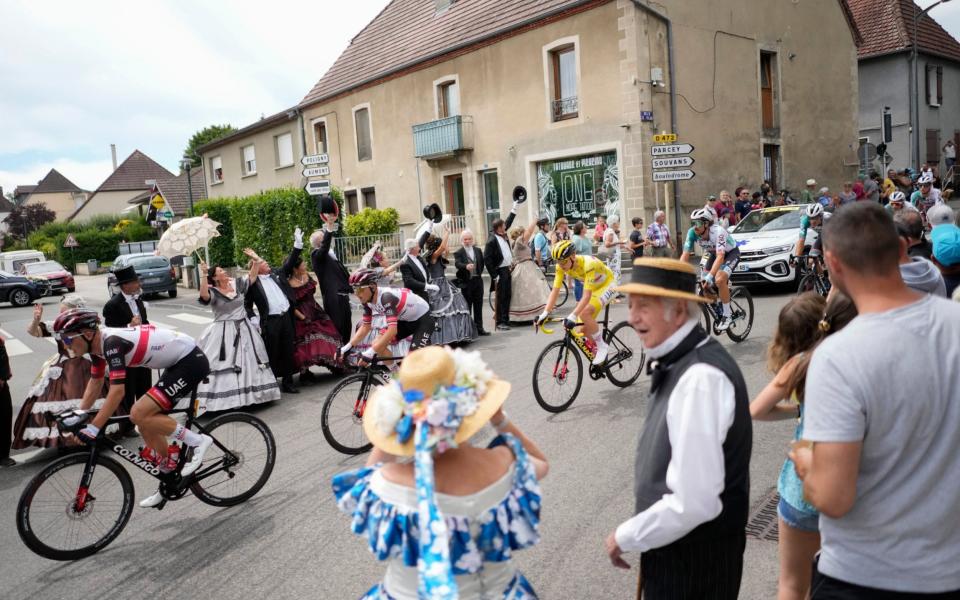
[531,302,645,413]
[488,260,569,312]
[16,390,276,561]
[321,355,403,455]
[792,254,831,297]
[696,281,754,343]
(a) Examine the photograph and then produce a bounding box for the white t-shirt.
[804,295,960,593]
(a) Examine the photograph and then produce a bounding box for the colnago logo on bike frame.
[572,333,594,361]
[114,445,162,476]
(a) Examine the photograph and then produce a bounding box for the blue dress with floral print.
[332,434,542,599]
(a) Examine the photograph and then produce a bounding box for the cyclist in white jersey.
[339,269,435,367]
[53,309,213,508]
[679,207,741,331]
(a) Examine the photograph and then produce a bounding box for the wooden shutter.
[925,65,932,105]
[937,66,943,105]
[926,129,940,164]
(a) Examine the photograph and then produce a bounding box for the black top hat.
[513,186,527,204]
[317,195,338,216]
[114,265,139,286]
[422,203,443,223]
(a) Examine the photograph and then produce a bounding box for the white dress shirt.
[406,253,427,280]
[464,246,479,277]
[258,274,290,315]
[496,235,512,269]
[122,292,140,318]
[615,322,735,553]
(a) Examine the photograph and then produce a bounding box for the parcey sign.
[536,151,619,227]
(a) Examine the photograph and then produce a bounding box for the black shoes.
[281,378,300,394]
[477,328,491,336]
[495,324,511,331]
[1,457,17,467]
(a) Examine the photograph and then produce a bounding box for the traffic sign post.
[651,143,694,156]
[301,154,329,166]
[652,156,695,169]
[652,169,695,182]
[305,179,331,196]
[64,234,79,248]
[302,166,330,178]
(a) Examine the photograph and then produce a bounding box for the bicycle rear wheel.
[604,322,646,387]
[796,273,817,295]
[554,280,569,308]
[322,373,382,454]
[726,287,755,343]
[191,413,276,507]
[532,340,583,413]
[698,303,712,335]
[17,453,134,560]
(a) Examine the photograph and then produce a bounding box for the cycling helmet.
[889,191,906,204]
[551,240,576,262]
[690,207,715,224]
[918,173,934,185]
[52,308,100,340]
[348,268,379,289]
[806,203,825,218]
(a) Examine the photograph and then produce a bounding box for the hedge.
[190,198,235,268]
[24,215,158,268]
[343,207,400,237]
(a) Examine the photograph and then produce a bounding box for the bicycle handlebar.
[536,317,584,335]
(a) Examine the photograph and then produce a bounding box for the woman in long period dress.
[508,223,550,322]
[195,262,280,412]
[11,295,111,450]
[424,231,476,345]
[287,257,342,379]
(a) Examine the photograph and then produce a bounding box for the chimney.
[110,144,118,171]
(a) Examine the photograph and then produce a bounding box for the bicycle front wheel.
[17,453,134,561]
[322,373,382,454]
[796,273,817,295]
[532,340,583,413]
[604,322,646,388]
[726,287,755,343]
[191,413,276,507]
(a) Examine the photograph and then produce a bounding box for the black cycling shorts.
[396,314,436,350]
[704,248,741,275]
[146,348,211,412]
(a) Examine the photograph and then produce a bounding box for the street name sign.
[652,156,695,169]
[653,133,678,143]
[651,143,694,156]
[652,169,695,182]
[305,179,331,196]
[302,166,330,178]
[301,153,329,166]
[64,234,79,248]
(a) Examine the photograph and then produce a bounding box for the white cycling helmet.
[918,173,935,185]
[889,191,906,204]
[805,203,824,218]
[691,207,715,223]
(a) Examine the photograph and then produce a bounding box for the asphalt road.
[0,274,794,599]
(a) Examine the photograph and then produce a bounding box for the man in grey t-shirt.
[791,203,960,597]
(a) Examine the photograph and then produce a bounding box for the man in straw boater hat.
[604,257,752,599]
[332,346,549,599]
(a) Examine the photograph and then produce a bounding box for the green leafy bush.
[343,207,400,237]
[23,214,158,269]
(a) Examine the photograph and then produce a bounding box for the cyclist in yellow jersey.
[534,240,616,365]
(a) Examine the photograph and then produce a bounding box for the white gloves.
[325,220,339,233]
[294,227,304,249]
[61,409,89,428]
[511,201,520,215]
[425,283,440,293]
[361,348,376,361]
[415,217,433,241]
[339,343,352,355]
[535,311,549,326]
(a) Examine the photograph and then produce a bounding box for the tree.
[5,204,56,240]
[183,124,237,168]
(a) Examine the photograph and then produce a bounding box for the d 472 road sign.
[653,133,678,143]
[301,153,329,166]
[651,143,694,156]
[302,166,330,178]
[652,156,695,169]
[305,179,331,196]
[652,169,695,182]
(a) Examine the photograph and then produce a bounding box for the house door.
[481,170,500,235]
[444,174,465,215]
[763,144,779,191]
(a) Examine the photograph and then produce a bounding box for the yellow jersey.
[554,255,615,292]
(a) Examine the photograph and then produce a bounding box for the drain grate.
[745,488,780,542]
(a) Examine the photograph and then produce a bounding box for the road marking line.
[168,312,213,325]
[0,328,12,338]
[45,337,58,345]
[5,338,33,356]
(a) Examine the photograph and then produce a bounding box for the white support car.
[728,205,819,286]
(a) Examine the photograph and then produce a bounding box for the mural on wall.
[537,151,619,226]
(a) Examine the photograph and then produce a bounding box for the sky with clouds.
[1,0,959,197]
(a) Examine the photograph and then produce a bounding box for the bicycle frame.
[539,304,630,371]
[345,354,403,419]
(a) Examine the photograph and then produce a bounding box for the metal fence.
[333,232,404,268]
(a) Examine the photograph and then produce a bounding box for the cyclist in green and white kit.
[679,207,740,331]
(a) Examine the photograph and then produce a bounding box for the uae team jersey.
[683,224,738,254]
[554,255,615,292]
[361,286,430,327]
[91,326,197,382]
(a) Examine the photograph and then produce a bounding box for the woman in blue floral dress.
[332,346,549,599]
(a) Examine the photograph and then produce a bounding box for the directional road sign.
[305,179,331,196]
[652,156,695,169]
[651,143,694,156]
[301,153,329,166]
[652,169,695,182]
[302,166,330,178]
[63,234,79,248]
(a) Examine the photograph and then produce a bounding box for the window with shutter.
[275,133,293,167]
[354,108,372,161]
[210,156,223,183]
[241,145,256,175]
[937,66,943,106]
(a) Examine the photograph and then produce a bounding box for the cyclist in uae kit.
[54,309,212,508]
[339,268,436,366]
[534,240,616,366]
[679,207,740,331]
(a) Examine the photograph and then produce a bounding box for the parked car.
[0,250,45,274]
[0,270,49,306]
[728,204,818,286]
[107,253,178,298]
[21,260,75,294]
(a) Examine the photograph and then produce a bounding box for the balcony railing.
[333,232,404,269]
[412,115,473,158]
[552,96,579,121]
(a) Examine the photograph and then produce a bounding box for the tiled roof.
[0,196,15,212]
[847,0,960,61]
[12,185,36,198]
[300,0,601,106]
[31,169,83,194]
[196,110,295,153]
[156,168,207,216]
[94,150,174,192]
